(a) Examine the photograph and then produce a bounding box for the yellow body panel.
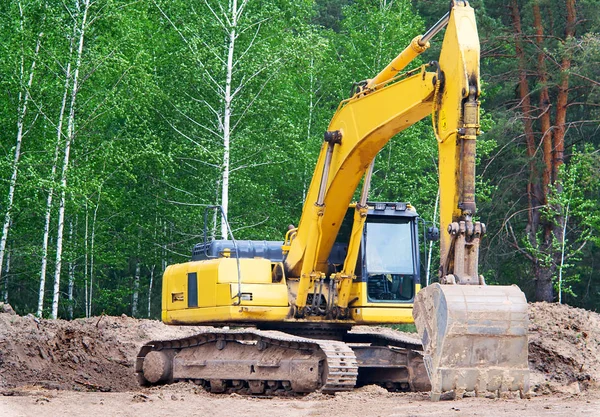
[162,256,421,325]
[162,258,289,316]
[162,261,218,310]
[349,282,421,324]
[216,258,273,284]
[352,306,414,324]
[163,306,290,324]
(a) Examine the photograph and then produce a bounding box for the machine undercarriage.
[136,327,430,395]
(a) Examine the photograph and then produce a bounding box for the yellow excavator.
[136,1,529,400]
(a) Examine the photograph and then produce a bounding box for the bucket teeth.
[413,283,530,401]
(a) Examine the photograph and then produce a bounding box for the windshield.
[365,221,414,274]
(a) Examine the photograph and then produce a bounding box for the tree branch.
[506,221,534,262]
[201,0,228,30]
[231,64,281,133]
[153,0,224,94]
[156,109,216,156]
[230,160,283,173]
[170,102,223,140]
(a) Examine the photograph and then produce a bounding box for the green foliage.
[1,0,598,318]
[473,0,600,307]
[390,323,417,333]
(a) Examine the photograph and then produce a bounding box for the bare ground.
[2,384,600,417]
[1,301,599,416]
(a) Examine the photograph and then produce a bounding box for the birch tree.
[0,3,43,292]
[86,183,101,317]
[3,246,10,304]
[37,22,76,317]
[153,0,305,240]
[51,0,90,319]
[132,236,141,317]
[67,219,76,319]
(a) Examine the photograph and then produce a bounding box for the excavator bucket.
[413,283,529,400]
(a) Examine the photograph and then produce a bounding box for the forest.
[0,0,598,319]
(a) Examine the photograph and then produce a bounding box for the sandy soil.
[2,384,599,417]
[528,302,600,392]
[1,301,600,416]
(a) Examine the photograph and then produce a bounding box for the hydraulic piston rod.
[367,12,450,89]
[419,12,450,46]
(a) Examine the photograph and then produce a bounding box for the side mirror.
[426,226,440,242]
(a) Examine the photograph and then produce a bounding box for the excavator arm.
[284,1,530,399]
[284,1,482,312]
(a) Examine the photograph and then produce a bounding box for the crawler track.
[136,328,429,395]
[136,328,358,394]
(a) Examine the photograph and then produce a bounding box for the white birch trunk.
[3,248,10,303]
[52,0,90,319]
[160,171,168,271]
[148,209,157,318]
[302,57,316,201]
[67,219,76,319]
[84,202,89,317]
[132,236,141,317]
[213,177,221,239]
[37,33,75,317]
[0,13,42,286]
[558,202,570,304]
[88,191,100,317]
[132,259,140,317]
[219,0,238,239]
[36,124,61,317]
[147,264,155,318]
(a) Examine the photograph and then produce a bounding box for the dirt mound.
[528,302,600,393]
[0,307,206,392]
[1,301,599,395]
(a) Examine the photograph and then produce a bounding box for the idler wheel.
[142,350,173,383]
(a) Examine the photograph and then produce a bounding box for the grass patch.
[389,323,417,333]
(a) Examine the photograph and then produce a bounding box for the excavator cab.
[333,202,424,323]
[363,204,419,300]
[363,210,418,303]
